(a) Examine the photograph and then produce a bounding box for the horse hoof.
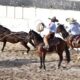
[43,66,46,70]
[1,50,3,52]
[39,66,42,69]
[27,50,29,53]
[58,66,60,69]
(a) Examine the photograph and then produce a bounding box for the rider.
[66,17,80,47]
[43,16,59,50]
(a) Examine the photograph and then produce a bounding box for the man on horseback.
[43,16,59,50]
[66,17,80,48]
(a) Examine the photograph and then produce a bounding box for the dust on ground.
[0,42,80,80]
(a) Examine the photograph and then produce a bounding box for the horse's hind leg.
[1,41,6,52]
[58,52,63,69]
[21,42,30,53]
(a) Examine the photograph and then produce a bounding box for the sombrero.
[66,18,76,24]
[48,16,59,22]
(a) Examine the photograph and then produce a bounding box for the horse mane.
[58,24,69,39]
[30,30,43,42]
[0,25,11,32]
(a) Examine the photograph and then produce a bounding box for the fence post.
[14,6,15,19]
[6,6,7,17]
[22,5,24,19]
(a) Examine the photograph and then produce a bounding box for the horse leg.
[39,56,43,69]
[64,44,71,63]
[42,53,46,70]
[29,40,35,48]
[58,52,63,69]
[21,42,30,53]
[39,52,46,69]
[1,41,6,52]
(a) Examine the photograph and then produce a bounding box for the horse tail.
[64,43,71,63]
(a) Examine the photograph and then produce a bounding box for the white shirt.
[67,22,80,35]
[48,22,57,32]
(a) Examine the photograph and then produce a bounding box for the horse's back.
[0,31,29,43]
[49,37,65,45]
[12,31,28,38]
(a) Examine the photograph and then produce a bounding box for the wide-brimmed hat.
[66,18,76,24]
[48,16,59,22]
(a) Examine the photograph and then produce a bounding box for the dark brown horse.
[56,24,80,49]
[0,25,11,51]
[0,31,35,53]
[28,30,71,69]
[0,25,11,37]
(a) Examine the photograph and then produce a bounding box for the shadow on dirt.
[0,59,39,68]
[0,59,60,68]
[0,58,80,69]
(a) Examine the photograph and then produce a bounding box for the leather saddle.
[48,35,60,47]
[71,35,80,47]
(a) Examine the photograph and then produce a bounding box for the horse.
[0,25,11,36]
[0,25,11,51]
[56,24,80,49]
[0,31,35,53]
[28,30,71,69]
[0,24,35,52]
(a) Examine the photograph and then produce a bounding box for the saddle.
[71,35,80,47]
[48,34,60,47]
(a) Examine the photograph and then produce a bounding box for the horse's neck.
[33,35,43,46]
[61,30,69,39]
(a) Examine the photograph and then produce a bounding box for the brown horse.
[0,25,11,51]
[0,25,11,37]
[28,30,71,69]
[56,24,80,49]
[0,31,35,53]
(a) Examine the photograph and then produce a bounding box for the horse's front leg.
[39,52,46,70]
[21,42,30,53]
[43,53,46,70]
[1,41,6,52]
[58,52,63,69]
[29,40,35,48]
[39,56,43,69]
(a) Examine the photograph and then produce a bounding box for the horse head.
[56,24,69,39]
[56,24,64,33]
[28,30,43,45]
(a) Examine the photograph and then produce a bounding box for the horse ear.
[57,23,60,25]
[30,29,32,31]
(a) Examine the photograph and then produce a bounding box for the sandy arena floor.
[0,42,80,80]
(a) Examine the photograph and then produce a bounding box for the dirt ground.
[0,42,80,80]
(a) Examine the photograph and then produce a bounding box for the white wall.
[0,5,80,32]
